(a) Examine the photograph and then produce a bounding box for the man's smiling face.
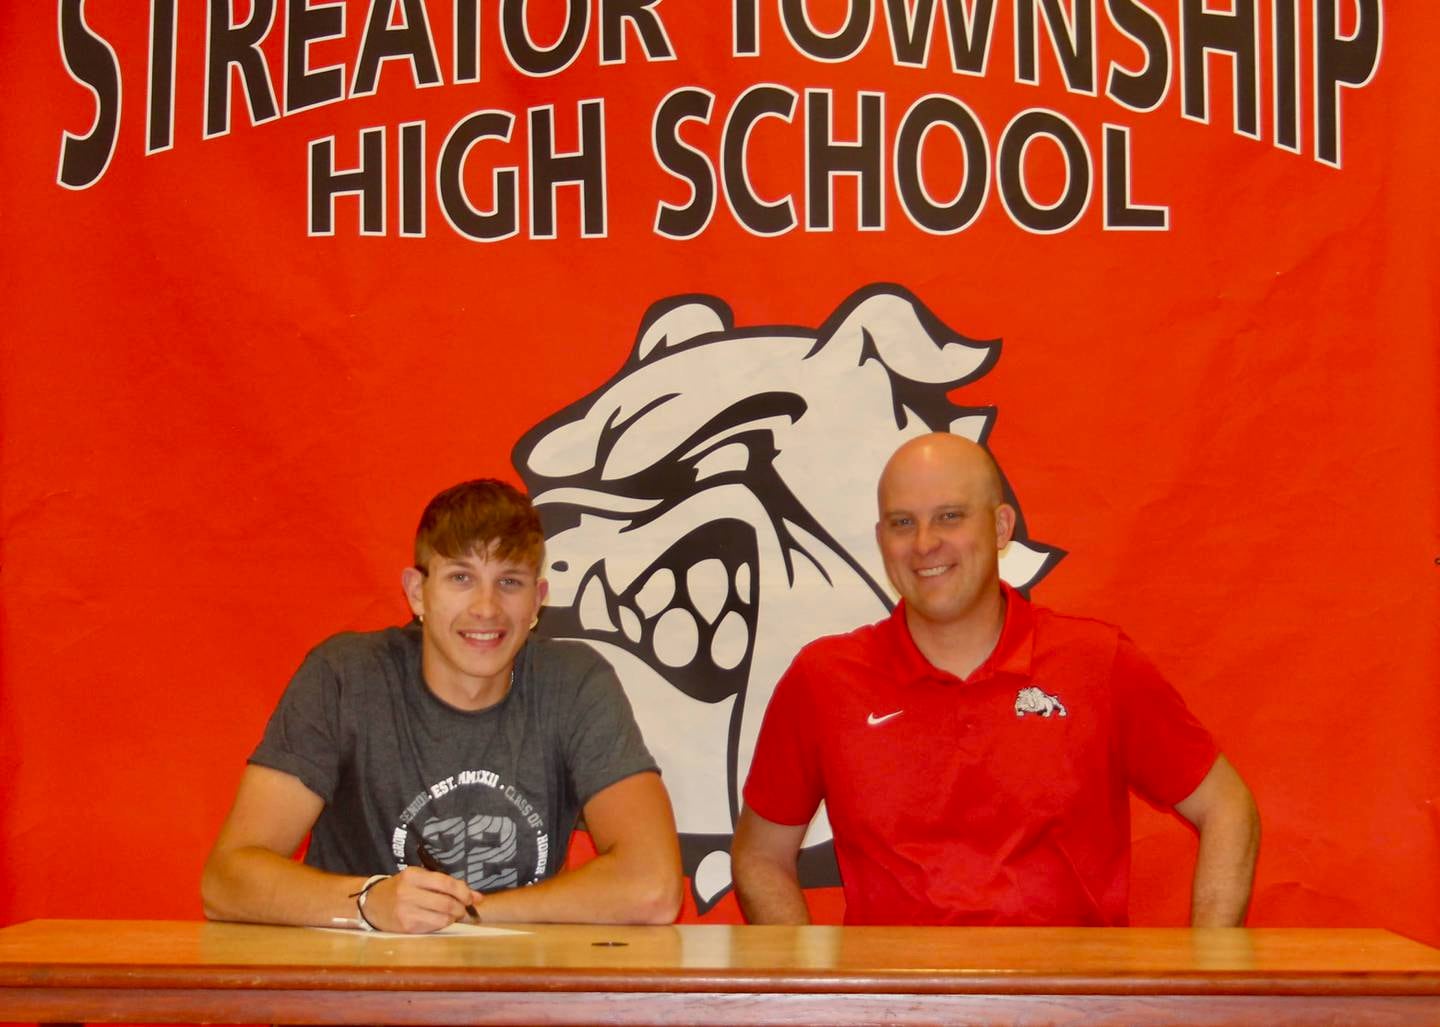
[875,434,1015,631]
[403,546,548,709]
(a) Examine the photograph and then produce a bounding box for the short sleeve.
[248,645,347,803]
[1113,633,1219,808]
[741,653,824,826]
[561,655,660,807]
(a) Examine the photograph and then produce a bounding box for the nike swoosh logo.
[867,710,903,726]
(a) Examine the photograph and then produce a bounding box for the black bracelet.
[348,874,389,931]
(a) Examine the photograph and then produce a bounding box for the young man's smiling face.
[402,546,548,710]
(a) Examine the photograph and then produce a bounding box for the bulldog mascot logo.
[514,284,1061,910]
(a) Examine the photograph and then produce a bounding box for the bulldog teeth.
[634,568,675,618]
[734,563,752,604]
[579,575,617,633]
[618,605,643,643]
[643,556,756,670]
[653,607,700,667]
[687,558,728,623]
[711,610,748,670]
[584,548,758,680]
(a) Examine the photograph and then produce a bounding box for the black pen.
[414,840,480,921]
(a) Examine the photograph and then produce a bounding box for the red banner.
[2,0,1436,941]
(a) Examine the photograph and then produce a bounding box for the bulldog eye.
[693,442,750,482]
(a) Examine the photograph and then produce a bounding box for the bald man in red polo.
[733,433,1259,926]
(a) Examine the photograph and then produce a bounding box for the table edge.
[4,965,1440,997]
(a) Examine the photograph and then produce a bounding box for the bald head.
[873,432,1016,646]
[877,433,1005,514]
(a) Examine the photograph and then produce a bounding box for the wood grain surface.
[2,919,1437,1025]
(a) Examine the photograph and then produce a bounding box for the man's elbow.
[199,849,246,923]
[628,862,684,924]
[730,851,808,924]
[199,858,228,922]
[1235,780,1262,857]
[729,846,761,898]
[1180,756,1260,836]
[730,840,788,896]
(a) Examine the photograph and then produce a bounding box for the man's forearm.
[1174,755,1260,927]
[1189,792,1260,927]
[476,847,683,925]
[202,846,370,928]
[204,848,484,933]
[733,855,811,924]
[730,806,811,924]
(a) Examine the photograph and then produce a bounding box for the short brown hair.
[413,479,545,572]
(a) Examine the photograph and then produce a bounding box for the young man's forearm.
[202,846,371,928]
[476,847,683,925]
[204,849,481,933]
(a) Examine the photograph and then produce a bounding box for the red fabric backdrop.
[2,0,1436,942]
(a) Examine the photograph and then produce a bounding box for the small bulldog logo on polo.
[1015,686,1067,718]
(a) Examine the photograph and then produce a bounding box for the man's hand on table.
[361,868,485,933]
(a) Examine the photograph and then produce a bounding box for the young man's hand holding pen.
[348,848,483,932]
[414,840,481,921]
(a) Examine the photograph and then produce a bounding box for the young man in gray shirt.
[203,479,682,932]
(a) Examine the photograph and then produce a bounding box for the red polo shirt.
[742,585,1218,925]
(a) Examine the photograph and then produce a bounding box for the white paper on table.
[313,922,528,938]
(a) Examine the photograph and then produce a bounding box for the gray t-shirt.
[250,624,657,892]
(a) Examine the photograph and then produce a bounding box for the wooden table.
[1,919,1438,1025]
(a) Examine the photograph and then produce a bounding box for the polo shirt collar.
[885,582,1036,685]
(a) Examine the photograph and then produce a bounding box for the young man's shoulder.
[308,621,417,653]
[516,639,644,741]
[523,636,620,689]
[301,623,420,676]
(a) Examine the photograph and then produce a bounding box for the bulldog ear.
[634,296,732,363]
[817,287,996,387]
